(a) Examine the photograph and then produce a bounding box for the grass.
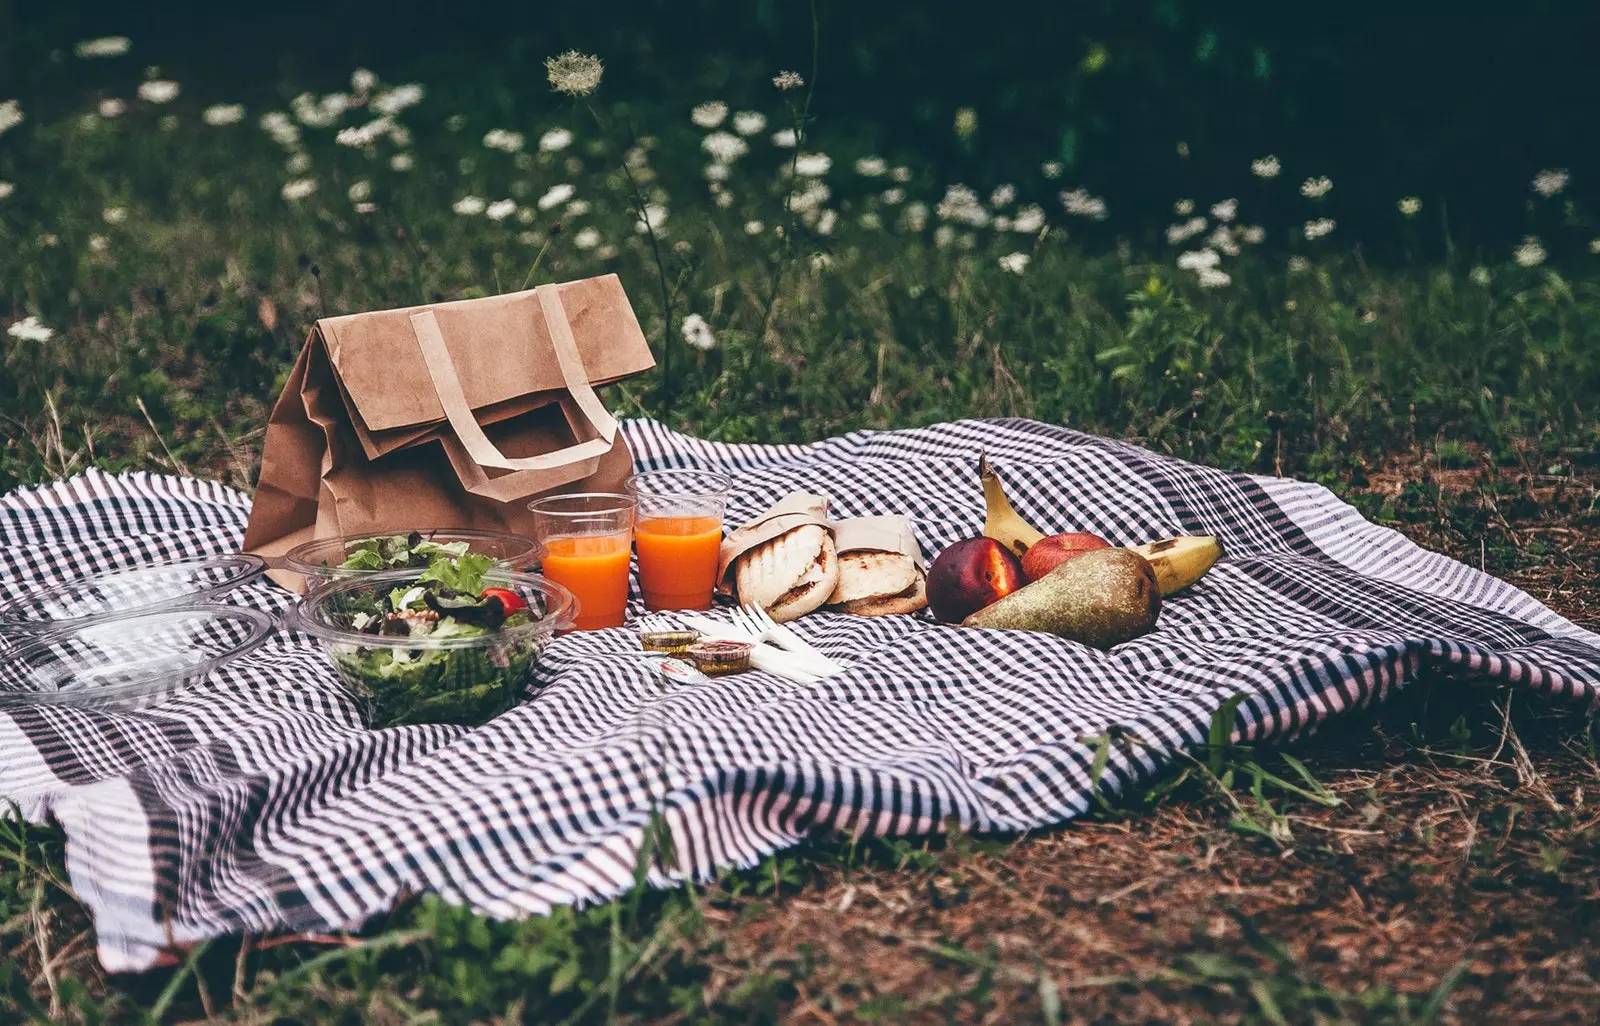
[2,29,1600,1025]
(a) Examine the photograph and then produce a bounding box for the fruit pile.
[926,455,1222,648]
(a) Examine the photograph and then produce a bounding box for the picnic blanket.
[3,418,1598,972]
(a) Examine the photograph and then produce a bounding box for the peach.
[927,537,1025,623]
[1020,532,1111,582]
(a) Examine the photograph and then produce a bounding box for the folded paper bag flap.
[716,491,832,594]
[831,514,925,570]
[317,274,653,438]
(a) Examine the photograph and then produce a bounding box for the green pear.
[960,547,1161,648]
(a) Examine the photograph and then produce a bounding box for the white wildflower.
[703,163,730,182]
[1174,198,1194,216]
[596,244,618,260]
[281,178,317,201]
[1288,255,1310,274]
[260,111,300,148]
[1240,225,1265,245]
[485,199,517,221]
[565,199,590,217]
[531,129,570,156]
[1394,196,1422,217]
[1041,160,1063,179]
[0,100,22,135]
[75,37,131,59]
[458,156,475,174]
[537,183,575,210]
[0,182,12,199]
[934,225,956,248]
[202,103,245,126]
[953,107,977,137]
[138,80,179,104]
[354,202,376,214]
[732,111,766,136]
[702,131,749,163]
[1468,265,1491,285]
[573,227,601,249]
[999,251,1030,275]
[1060,187,1108,220]
[483,128,525,152]
[1300,176,1332,199]
[771,127,798,148]
[1513,235,1546,267]
[351,68,377,95]
[990,183,1017,208]
[291,91,350,126]
[517,207,536,223]
[636,203,668,233]
[891,165,912,183]
[445,114,466,132]
[348,180,371,202]
[794,152,831,176]
[1303,217,1336,240]
[6,316,52,342]
[1210,198,1237,222]
[1176,248,1220,271]
[713,190,734,211]
[1177,141,1190,158]
[1251,155,1281,178]
[98,98,126,118]
[389,152,414,171]
[1532,169,1569,197]
[286,152,311,174]
[682,314,716,351]
[547,51,603,96]
[102,206,127,225]
[335,116,393,148]
[816,208,837,235]
[881,187,905,205]
[690,101,727,128]
[88,235,109,253]
[811,253,834,272]
[903,201,929,231]
[855,156,887,177]
[1197,267,1231,288]
[159,115,178,132]
[1590,238,1600,255]
[452,195,487,215]
[1165,216,1207,245]
[789,180,831,212]
[937,184,989,226]
[772,70,804,91]
[1208,226,1240,256]
[1011,204,1046,234]
[744,220,764,235]
[371,83,424,115]
[860,211,883,230]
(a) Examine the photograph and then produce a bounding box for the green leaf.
[418,552,495,594]
[549,957,581,995]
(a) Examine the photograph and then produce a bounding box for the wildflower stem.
[763,0,820,343]
[519,237,553,291]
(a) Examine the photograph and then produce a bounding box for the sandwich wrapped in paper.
[826,515,928,616]
[717,492,838,622]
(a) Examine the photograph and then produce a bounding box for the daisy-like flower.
[1041,160,1063,179]
[681,314,716,351]
[102,206,127,225]
[855,156,887,177]
[789,181,831,213]
[903,201,929,231]
[282,178,317,201]
[816,209,837,235]
[348,180,371,202]
[483,129,525,152]
[881,188,905,205]
[99,99,126,118]
[351,69,377,95]
[1176,248,1220,271]
[88,235,109,253]
[1208,226,1240,256]
[354,202,376,214]
[203,104,245,126]
[635,203,668,234]
[1251,155,1281,178]
[260,111,300,149]
[547,51,603,96]
[1300,176,1332,199]
[703,163,730,182]
[891,166,912,183]
[75,37,131,58]
[453,195,487,215]
[538,128,574,153]
[1532,169,1569,197]
[727,110,765,136]
[138,80,180,104]
[1468,265,1491,285]
[0,182,13,199]
[999,251,1030,275]
[1011,205,1046,234]
[793,152,831,176]
[1288,255,1310,274]
[1174,198,1194,216]
[485,199,517,221]
[702,131,749,163]
[1197,267,1231,288]
[744,220,764,235]
[537,184,575,210]
[371,84,424,115]
[1165,216,1207,245]
[991,183,1017,208]
[1210,198,1237,222]
[517,207,536,223]
[1590,239,1600,255]
[573,227,602,249]
[937,184,989,227]
[953,107,978,137]
[292,92,349,126]
[690,101,728,128]
[565,199,590,217]
[0,100,22,135]
[390,152,414,171]
[1303,217,1336,239]
[1060,188,1108,220]
[1397,196,1422,217]
[6,315,53,342]
[286,152,312,174]
[335,116,393,148]
[1513,235,1546,267]
[860,211,883,230]
[771,128,798,148]
[772,70,804,91]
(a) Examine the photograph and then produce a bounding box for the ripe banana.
[1127,536,1222,596]
[979,452,1045,558]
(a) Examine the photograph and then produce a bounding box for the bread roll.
[734,524,839,622]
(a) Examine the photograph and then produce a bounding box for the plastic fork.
[733,604,848,674]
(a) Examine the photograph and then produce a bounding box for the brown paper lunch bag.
[243,275,655,587]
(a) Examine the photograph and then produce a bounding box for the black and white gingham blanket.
[3,419,1597,972]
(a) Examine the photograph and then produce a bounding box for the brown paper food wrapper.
[716,491,832,595]
[830,515,926,570]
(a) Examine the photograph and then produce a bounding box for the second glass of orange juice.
[528,493,636,631]
[626,469,732,611]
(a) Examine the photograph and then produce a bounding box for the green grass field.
[3,35,1600,1025]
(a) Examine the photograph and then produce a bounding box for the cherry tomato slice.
[480,587,528,615]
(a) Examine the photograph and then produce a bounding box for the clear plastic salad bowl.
[282,529,542,583]
[287,569,576,729]
[0,554,267,641]
[0,604,276,711]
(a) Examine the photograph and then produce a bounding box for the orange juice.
[635,515,723,611]
[541,533,632,630]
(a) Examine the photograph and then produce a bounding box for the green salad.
[337,532,476,571]
[324,551,541,728]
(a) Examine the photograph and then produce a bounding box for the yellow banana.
[979,452,1045,558]
[1127,536,1222,596]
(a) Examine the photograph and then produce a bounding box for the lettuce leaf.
[417,552,495,594]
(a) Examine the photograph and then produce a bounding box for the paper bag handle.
[409,286,619,498]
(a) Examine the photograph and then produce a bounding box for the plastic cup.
[528,493,636,631]
[626,469,732,612]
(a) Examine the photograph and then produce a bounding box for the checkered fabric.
[2,418,1597,972]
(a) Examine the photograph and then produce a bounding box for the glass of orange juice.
[528,493,636,631]
[626,469,732,611]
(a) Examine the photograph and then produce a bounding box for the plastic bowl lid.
[282,529,542,579]
[0,554,267,639]
[0,604,276,711]
[288,568,576,649]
